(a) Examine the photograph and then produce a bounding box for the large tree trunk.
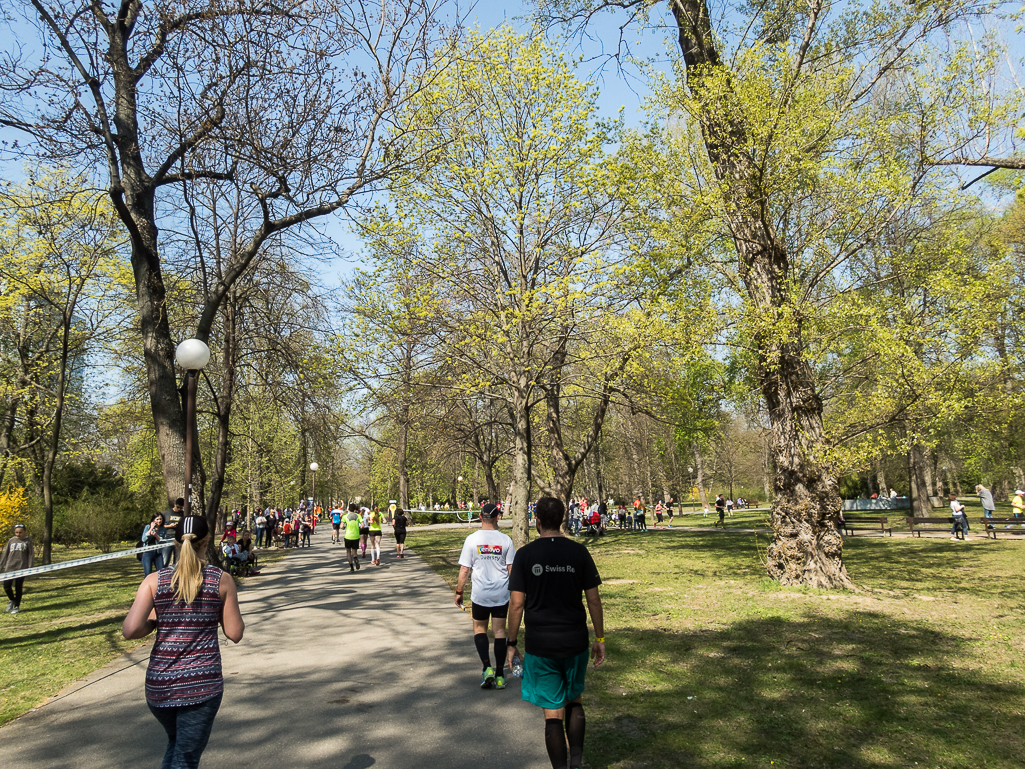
[671,0,850,588]
[507,384,532,549]
[909,444,932,517]
[875,459,888,497]
[692,442,709,508]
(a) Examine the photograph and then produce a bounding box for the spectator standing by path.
[455,503,516,689]
[2,523,33,614]
[726,497,734,517]
[164,498,185,566]
[949,494,970,540]
[254,511,268,549]
[392,508,408,558]
[122,515,245,769]
[506,497,605,769]
[141,514,166,577]
[976,484,996,529]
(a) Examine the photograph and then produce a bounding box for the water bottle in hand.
[511,655,523,678]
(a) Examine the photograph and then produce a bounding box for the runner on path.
[359,508,371,559]
[343,504,362,573]
[506,497,605,769]
[455,502,516,690]
[368,509,384,565]
[330,505,343,544]
[122,515,245,769]
[392,507,409,558]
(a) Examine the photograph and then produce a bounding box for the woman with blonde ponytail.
[123,515,244,768]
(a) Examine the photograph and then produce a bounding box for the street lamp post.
[175,339,211,519]
[457,475,463,509]
[310,462,319,511]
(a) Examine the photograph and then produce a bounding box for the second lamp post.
[175,339,211,519]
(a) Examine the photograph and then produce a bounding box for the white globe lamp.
[175,339,211,370]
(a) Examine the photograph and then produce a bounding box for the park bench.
[840,516,892,536]
[978,517,1025,539]
[906,516,967,539]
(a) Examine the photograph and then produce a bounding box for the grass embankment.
[413,525,1025,769]
[0,544,289,726]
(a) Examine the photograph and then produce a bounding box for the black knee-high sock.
[494,637,507,677]
[565,702,585,768]
[474,633,491,668]
[544,718,568,769]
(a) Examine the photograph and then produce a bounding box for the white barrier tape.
[1,540,172,581]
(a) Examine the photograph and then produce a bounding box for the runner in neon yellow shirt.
[368,509,384,565]
[343,504,362,572]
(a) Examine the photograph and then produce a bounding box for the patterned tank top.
[145,565,224,707]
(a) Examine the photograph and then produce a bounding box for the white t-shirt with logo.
[458,529,516,607]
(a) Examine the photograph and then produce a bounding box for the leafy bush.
[65,487,149,553]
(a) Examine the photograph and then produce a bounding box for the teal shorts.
[521,650,589,709]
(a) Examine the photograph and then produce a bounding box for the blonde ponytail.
[171,533,209,605]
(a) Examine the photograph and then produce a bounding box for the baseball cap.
[481,503,500,518]
[174,515,210,542]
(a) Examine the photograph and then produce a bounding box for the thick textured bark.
[875,459,888,497]
[909,444,931,517]
[671,0,850,587]
[507,384,532,549]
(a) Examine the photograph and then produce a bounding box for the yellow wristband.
[595,637,605,643]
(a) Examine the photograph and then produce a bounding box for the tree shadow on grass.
[589,610,1022,769]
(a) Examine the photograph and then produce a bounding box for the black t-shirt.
[165,509,182,533]
[509,536,602,659]
[392,515,407,534]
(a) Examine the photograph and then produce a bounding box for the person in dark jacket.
[2,524,34,614]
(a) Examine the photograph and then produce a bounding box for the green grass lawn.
[412,525,1025,769]
[0,543,289,726]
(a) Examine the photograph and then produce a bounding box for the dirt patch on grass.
[606,579,640,584]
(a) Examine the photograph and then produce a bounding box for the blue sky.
[323,1,667,278]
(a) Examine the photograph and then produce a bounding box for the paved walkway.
[0,532,548,769]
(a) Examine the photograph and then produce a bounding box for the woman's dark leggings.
[4,577,25,607]
[149,693,222,769]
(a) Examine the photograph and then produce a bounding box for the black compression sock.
[494,637,507,677]
[544,718,568,769]
[474,633,491,667]
[566,702,585,768]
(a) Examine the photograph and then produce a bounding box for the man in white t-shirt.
[455,502,516,690]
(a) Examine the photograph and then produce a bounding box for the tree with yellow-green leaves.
[336,214,443,512]
[0,170,127,563]
[541,0,1020,586]
[379,27,678,546]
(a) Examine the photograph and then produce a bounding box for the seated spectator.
[221,535,247,571]
[238,530,260,573]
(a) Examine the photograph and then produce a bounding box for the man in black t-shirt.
[506,497,605,769]
[162,498,185,566]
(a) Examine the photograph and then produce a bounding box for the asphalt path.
[0,529,549,769]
